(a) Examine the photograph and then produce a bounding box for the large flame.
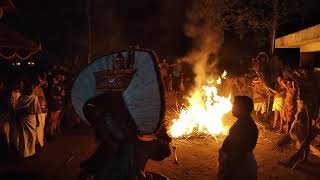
[169,71,232,138]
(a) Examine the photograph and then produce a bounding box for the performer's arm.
[280,80,289,90]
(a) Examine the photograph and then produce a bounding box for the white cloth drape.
[18,115,37,157]
[16,95,41,157]
[37,113,46,147]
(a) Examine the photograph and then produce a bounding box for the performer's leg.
[285,121,289,134]
[279,114,284,132]
[286,118,294,134]
[273,111,279,129]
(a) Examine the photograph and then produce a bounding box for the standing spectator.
[251,78,268,121]
[159,58,170,91]
[38,72,48,94]
[8,80,23,150]
[218,96,258,180]
[46,75,65,139]
[171,60,182,93]
[171,60,183,108]
[9,80,23,110]
[16,81,41,158]
[0,80,10,146]
[34,78,47,148]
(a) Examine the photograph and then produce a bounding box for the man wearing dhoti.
[16,82,41,158]
[251,78,267,120]
[34,79,47,148]
[8,81,23,150]
[218,96,258,180]
[159,58,170,91]
[46,75,65,139]
[72,49,171,180]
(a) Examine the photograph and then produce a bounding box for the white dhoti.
[19,115,37,157]
[218,151,257,180]
[272,97,284,112]
[37,113,46,147]
[16,95,42,158]
[254,102,266,114]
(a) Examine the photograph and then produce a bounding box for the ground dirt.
[0,124,319,180]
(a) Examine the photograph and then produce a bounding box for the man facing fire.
[218,96,258,180]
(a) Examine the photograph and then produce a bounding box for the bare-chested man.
[251,78,268,120]
[270,74,286,132]
[280,80,297,134]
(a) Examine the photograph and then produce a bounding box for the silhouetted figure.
[159,58,169,91]
[114,53,126,70]
[218,96,258,180]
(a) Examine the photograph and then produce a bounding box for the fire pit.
[168,71,232,139]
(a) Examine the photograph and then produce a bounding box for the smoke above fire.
[182,0,224,87]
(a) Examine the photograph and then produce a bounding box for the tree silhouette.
[219,0,303,54]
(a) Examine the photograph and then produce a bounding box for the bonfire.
[168,71,232,139]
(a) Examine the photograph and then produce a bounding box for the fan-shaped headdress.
[71,49,165,135]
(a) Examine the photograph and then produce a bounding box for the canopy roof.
[0,23,41,60]
[276,24,320,52]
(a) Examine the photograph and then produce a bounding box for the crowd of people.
[250,69,319,132]
[158,58,191,93]
[0,71,76,158]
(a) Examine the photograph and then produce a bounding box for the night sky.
[2,0,320,66]
[4,0,191,63]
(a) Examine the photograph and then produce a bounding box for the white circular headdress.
[71,49,165,135]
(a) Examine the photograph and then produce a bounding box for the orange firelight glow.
[169,71,232,138]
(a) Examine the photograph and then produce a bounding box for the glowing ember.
[169,71,232,138]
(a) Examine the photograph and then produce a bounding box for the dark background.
[1,0,320,73]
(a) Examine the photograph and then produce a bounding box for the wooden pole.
[270,0,278,55]
[86,0,92,64]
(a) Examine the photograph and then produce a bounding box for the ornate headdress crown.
[95,50,135,92]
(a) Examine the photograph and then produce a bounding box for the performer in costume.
[218,96,258,180]
[281,80,297,134]
[72,49,171,180]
